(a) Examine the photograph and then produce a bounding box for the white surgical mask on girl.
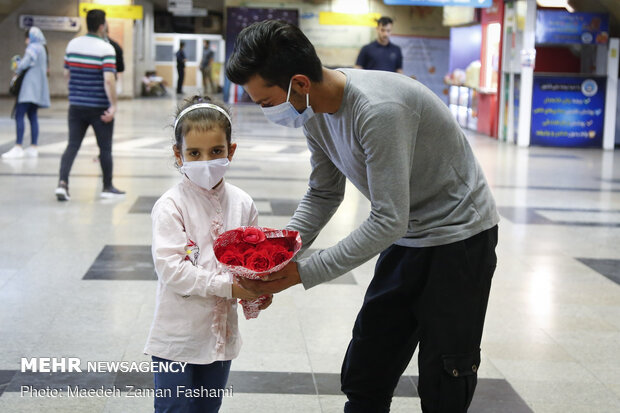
[180,157,230,190]
[261,78,315,128]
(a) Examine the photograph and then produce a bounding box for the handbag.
[9,69,28,97]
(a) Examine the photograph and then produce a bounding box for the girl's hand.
[231,278,261,300]
[258,294,273,310]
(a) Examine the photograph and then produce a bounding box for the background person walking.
[200,40,217,95]
[105,25,124,95]
[176,41,186,95]
[2,27,50,160]
[55,9,124,201]
[354,16,403,74]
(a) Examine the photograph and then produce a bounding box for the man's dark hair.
[377,16,393,26]
[180,41,185,48]
[86,9,106,33]
[225,20,323,91]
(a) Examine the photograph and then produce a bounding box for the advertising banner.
[535,10,609,44]
[531,76,606,147]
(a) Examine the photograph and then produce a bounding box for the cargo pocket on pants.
[438,350,480,413]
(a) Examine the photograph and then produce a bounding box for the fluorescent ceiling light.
[536,0,574,12]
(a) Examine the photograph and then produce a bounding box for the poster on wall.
[224,7,299,102]
[225,8,299,63]
[391,35,450,104]
[535,11,609,45]
[530,76,606,147]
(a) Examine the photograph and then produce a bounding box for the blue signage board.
[531,76,606,148]
[384,0,492,7]
[536,10,609,44]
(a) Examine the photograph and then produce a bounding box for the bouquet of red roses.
[213,226,302,319]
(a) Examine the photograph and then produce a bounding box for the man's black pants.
[341,226,498,413]
[177,66,184,93]
[59,105,114,188]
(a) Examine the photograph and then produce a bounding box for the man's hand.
[101,106,116,123]
[231,278,262,301]
[102,71,117,123]
[238,262,301,295]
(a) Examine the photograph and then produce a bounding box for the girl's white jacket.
[144,176,258,364]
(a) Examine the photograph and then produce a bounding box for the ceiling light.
[536,0,574,12]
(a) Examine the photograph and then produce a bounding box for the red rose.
[219,250,243,266]
[268,237,290,249]
[242,227,266,244]
[266,244,293,265]
[235,242,254,253]
[242,248,257,263]
[244,250,273,272]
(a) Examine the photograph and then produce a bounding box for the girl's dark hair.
[173,95,232,152]
[25,28,30,38]
[225,20,323,91]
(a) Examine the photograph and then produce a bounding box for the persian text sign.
[384,0,492,7]
[536,10,609,44]
[530,76,606,147]
[19,15,80,32]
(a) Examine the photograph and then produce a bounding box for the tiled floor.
[0,94,619,412]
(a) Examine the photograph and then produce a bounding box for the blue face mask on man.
[261,78,315,128]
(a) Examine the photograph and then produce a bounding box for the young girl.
[145,96,270,412]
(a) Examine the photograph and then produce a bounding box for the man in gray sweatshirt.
[226,20,499,413]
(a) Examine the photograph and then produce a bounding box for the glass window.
[181,39,197,62]
[155,45,173,62]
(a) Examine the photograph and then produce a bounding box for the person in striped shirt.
[55,9,124,201]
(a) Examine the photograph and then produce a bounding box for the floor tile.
[83,245,155,280]
[577,258,620,285]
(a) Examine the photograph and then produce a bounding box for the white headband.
[174,103,232,134]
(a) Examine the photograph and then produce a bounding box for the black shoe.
[101,186,126,199]
[55,181,70,201]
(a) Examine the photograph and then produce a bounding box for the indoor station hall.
[1,0,620,412]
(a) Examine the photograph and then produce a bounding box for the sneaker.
[1,146,24,159]
[55,181,70,201]
[101,186,126,198]
[24,146,38,158]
